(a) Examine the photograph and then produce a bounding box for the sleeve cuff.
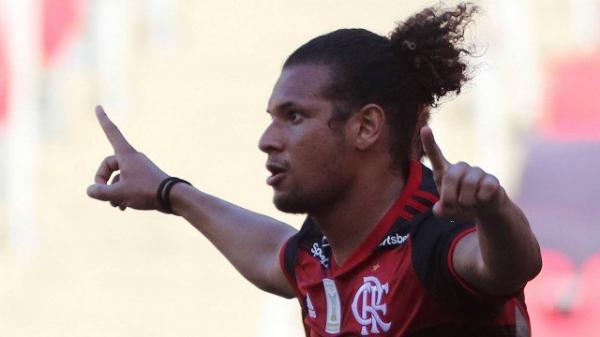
[447,227,522,302]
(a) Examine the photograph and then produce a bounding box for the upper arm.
[262,236,297,299]
[452,231,525,296]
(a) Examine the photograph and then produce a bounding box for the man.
[88,3,541,336]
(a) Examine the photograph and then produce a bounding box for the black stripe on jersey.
[412,195,435,207]
[405,204,421,216]
[283,218,315,281]
[376,165,438,251]
[418,165,438,193]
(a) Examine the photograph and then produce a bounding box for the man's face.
[259,64,354,214]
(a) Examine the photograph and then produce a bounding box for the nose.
[258,121,284,154]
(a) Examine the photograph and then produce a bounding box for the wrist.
[169,181,196,217]
[156,177,192,215]
[476,195,513,225]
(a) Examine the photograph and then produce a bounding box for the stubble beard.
[273,177,348,215]
[273,189,321,214]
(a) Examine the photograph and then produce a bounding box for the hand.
[87,105,169,211]
[420,126,507,221]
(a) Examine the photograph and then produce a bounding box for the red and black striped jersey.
[280,160,531,337]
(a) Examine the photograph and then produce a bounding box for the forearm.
[474,197,542,291]
[170,183,297,297]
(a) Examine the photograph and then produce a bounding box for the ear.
[350,104,386,150]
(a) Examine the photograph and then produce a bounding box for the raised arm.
[420,126,542,296]
[87,106,297,298]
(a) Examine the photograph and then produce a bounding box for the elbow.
[499,249,543,293]
[256,282,296,299]
[479,250,543,295]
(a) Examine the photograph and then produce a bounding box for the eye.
[289,111,302,124]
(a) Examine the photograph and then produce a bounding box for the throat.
[312,179,405,267]
[326,221,375,267]
[308,161,408,267]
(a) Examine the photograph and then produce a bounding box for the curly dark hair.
[283,3,477,172]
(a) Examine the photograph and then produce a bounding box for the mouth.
[266,161,288,186]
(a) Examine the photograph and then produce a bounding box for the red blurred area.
[522,46,600,336]
[540,51,600,141]
[526,250,600,337]
[42,0,85,66]
[0,27,8,126]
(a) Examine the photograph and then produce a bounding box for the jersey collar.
[301,160,434,277]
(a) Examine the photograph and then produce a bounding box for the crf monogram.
[351,276,391,336]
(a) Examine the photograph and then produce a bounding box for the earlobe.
[354,104,385,150]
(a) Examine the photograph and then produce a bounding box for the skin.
[88,105,296,298]
[259,65,353,215]
[88,64,541,299]
[260,65,406,266]
[421,127,542,294]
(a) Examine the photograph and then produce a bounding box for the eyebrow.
[266,101,298,114]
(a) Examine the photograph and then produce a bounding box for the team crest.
[351,276,391,335]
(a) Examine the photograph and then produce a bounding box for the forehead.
[267,64,332,111]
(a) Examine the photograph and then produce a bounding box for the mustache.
[266,158,290,171]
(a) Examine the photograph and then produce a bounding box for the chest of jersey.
[295,239,426,336]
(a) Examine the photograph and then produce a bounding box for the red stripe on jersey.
[406,198,429,213]
[398,209,415,220]
[447,227,525,302]
[447,227,480,296]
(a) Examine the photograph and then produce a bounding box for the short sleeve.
[411,213,506,315]
[279,233,301,297]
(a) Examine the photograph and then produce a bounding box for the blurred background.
[0,0,599,336]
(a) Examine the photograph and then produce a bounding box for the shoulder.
[281,217,328,280]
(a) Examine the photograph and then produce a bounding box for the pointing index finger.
[420,126,449,173]
[95,105,136,154]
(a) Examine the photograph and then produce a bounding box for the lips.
[266,160,288,186]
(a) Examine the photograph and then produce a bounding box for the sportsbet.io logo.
[311,242,330,268]
[378,233,409,248]
[351,276,391,335]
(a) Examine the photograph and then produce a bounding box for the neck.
[311,164,407,266]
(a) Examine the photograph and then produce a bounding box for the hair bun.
[390,2,478,107]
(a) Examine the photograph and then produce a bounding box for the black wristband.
[156,177,192,214]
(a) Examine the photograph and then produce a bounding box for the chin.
[273,189,334,215]
[273,195,309,214]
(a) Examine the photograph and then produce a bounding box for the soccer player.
[87,3,541,336]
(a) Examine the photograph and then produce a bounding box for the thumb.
[87,183,118,201]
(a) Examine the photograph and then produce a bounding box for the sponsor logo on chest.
[311,242,330,268]
[378,233,410,248]
[310,236,330,268]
